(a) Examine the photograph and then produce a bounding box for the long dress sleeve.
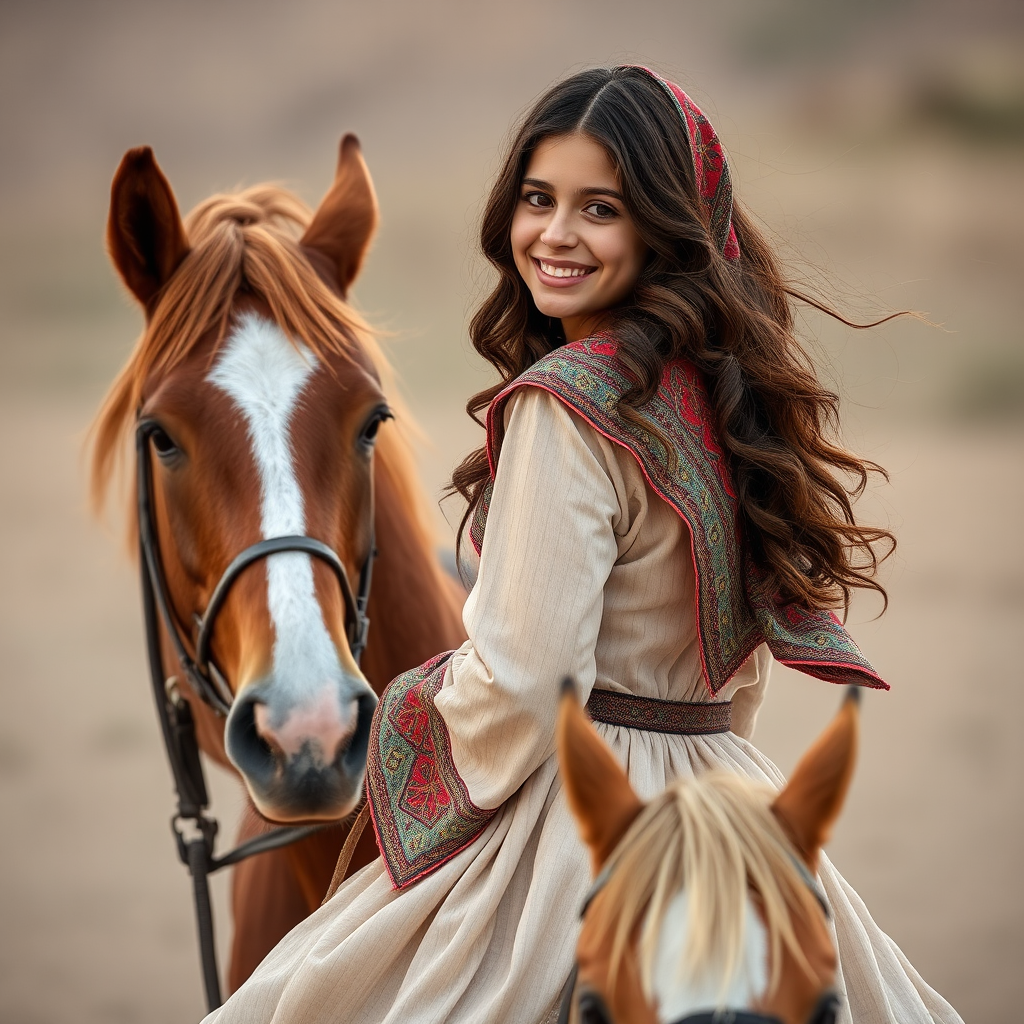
[434,387,621,809]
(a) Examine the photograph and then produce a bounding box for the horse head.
[95,138,390,824]
[556,681,858,1024]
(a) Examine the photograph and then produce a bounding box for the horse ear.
[772,687,860,872]
[556,680,644,875]
[107,146,190,311]
[301,134,379,296]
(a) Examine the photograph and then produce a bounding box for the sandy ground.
[1,2,1023,1022]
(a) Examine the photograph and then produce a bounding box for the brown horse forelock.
[557,681,851,1024]
[91,184,379,510]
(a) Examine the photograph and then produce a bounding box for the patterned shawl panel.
[366,651,497,890]
[474,337,887,695]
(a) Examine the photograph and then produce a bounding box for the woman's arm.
[434,387,621,808]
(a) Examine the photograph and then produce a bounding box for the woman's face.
[511,133,649,343]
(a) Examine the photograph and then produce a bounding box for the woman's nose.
[539,210,577,249]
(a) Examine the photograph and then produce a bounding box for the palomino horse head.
[556,682,859,1024]
[93,137,393,823]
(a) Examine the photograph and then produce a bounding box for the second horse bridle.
[135,417,376,1012]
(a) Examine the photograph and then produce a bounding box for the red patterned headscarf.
[625,66,741,261]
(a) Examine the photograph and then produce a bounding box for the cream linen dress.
[205,389,961,1024]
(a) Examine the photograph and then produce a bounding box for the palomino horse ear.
[557,679,644,875]
[771,686,860,872]
[301,134,379,296]
[107,146,190,312]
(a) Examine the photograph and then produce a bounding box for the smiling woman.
[511,134,648,340]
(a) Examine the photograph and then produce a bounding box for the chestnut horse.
[91,137,467,990]
[556,681,857,1024]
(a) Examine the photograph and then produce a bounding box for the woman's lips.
[532,257,597,288]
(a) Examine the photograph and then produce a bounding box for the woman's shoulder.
[490,336,642,453]
[501,385,646,518]
[502,385,615,468]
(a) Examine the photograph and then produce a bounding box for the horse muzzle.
[225,674,377,822]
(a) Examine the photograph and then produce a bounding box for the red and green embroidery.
[366,652,496,889]
[473,337,885,695]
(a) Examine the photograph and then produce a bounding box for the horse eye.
[808,993,841,1024]
[150,426,179,459]
[578,992,612,1024]
[359,409,391,449]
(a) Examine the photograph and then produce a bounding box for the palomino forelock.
[593,770,825,1009]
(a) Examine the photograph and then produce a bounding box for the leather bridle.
[135,418,376,1011]
[557,857,840,1024]
[136,418,373,717]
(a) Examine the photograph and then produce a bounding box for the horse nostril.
[226,695,280,786]
[341,691,377,775]
[250,690,359,768]
[253,703,286,759]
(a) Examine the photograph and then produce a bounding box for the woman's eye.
[524,191,553,209]
[584,201,617,219]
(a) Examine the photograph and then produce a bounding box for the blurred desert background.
[1,0,1022,1021]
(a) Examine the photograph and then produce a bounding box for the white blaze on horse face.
[207,312,347,722]
[649,888,769,1022]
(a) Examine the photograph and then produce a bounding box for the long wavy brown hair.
[450,65,897,612]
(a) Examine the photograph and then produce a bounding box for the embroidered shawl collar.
[471,336,886,695]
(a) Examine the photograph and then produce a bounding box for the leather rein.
[135,419,375,1012]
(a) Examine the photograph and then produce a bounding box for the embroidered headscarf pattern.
[628,65,741,261]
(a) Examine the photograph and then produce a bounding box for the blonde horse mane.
[90,182,436,549]
[592,770,824,1003]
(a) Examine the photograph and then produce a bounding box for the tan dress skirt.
[204,389,962,1024]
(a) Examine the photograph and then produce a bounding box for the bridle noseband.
[135,417,377,1012]
[136,419,374,716]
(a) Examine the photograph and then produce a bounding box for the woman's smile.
[532,256,597,284]
[511,132,648,341]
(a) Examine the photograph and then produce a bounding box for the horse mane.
[591,771,823,1004]
[90,182,438,552]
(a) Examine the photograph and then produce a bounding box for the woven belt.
[585,690,731,735]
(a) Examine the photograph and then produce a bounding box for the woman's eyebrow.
[521,177,624,202]
[578,185,624,201]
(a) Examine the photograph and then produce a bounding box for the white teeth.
[539,260,591,278]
